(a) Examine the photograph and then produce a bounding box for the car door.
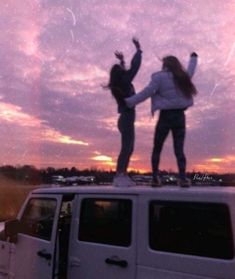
[0,238,11,278]
[11,194,62,279]
[68,194,137,279]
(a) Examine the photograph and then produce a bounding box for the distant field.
[0,175,37,221]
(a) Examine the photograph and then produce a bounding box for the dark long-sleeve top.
[115,49,142,113]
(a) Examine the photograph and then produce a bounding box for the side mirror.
[5,219,20,243]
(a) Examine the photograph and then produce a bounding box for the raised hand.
[191,52,198,57]
[132,37,141,50]
[115,51,124,61]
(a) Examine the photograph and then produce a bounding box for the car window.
[149,201,234,259]
[78,198,132,247]
[20,198,57,241]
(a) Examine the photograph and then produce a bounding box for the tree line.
[0,165,234,186]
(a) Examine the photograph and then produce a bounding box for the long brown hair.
[105,64,125,101]
[162,56,197,98]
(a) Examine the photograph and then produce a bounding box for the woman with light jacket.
[126,53,198,187]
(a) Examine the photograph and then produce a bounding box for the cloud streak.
[0,101,89,146]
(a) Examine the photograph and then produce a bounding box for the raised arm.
[115,51,125,68]
[124,38,142,82]
[125,73,161,108]
[187,52,198,78]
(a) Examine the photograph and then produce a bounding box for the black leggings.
[117,110,135,173]
[152,109,186,179]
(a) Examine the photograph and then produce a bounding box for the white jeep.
[0,185,234,279]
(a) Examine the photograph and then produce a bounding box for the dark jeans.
[152,109,186,180]
[117,110,135,173]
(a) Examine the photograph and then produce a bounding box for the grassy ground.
[0,175,37,221]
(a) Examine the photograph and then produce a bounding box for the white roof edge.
[31,185,235,196]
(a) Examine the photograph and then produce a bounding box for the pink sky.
[0,0,235,173]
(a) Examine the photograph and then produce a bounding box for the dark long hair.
[162,56,197,98]
[105,64,125,101]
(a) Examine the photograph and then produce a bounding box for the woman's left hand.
[125,97,135,108]
[115,51,124,61]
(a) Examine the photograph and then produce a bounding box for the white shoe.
[113,174,136,187]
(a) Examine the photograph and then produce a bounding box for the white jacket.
[126,56,197,114]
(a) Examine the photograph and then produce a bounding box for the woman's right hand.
[132,37,141,50]
[191,52,198,57]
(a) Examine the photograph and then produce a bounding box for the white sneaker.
[113,174,136,187]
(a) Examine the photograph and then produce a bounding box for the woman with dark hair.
[126,53,198,187]
[107,38,142,187]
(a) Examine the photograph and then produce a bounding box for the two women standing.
[108,39,198,187]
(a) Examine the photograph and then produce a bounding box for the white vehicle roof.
[32,185,235,201]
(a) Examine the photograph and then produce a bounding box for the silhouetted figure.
[107,38,142,187]
[126,53,198,187]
